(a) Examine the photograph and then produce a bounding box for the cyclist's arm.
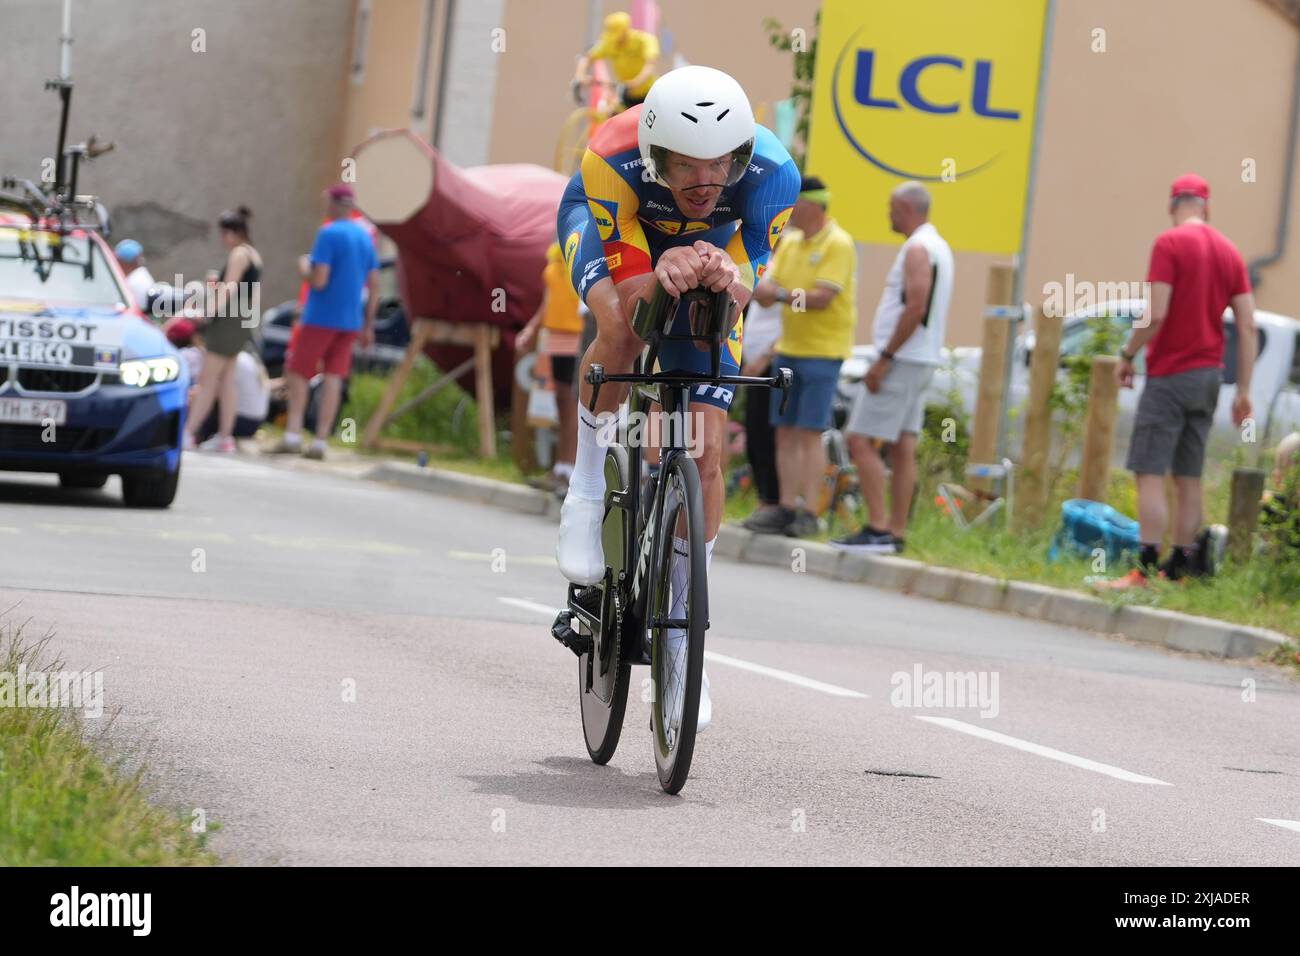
[579,144,653,287]
[721,144,801,308]
[625,33,660,90]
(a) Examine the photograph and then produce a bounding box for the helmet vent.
[680,112,699,123]
[716,108,730,121]
[695,102,715,107]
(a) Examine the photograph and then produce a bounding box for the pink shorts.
[287,324,358,378]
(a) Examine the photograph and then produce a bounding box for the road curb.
[363,460,1291,661]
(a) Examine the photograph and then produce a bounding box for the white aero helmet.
[637,65,756,189]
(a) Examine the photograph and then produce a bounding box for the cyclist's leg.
[557,194,652,584]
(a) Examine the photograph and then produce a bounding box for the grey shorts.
[1126,366,1222,477]
[845,360,934,442]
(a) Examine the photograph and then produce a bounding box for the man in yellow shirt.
[573,12,660,109]
[749,175,858,537]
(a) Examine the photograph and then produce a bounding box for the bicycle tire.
[579,444,632,763]
[554,108,594,175]
[648,451,708,794]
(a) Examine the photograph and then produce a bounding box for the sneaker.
[831,525,896,553]
[266,436,303,455]
[557,492,606,585]
[743,505,794,535]
[198,435,236,453]
[784,508,821,538]
[891,535,906,555]
[182,433,197,451]
[302,443,326,461]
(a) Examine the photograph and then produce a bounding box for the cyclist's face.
[663,152,733,218]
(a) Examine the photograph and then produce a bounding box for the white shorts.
[845,360,934,442]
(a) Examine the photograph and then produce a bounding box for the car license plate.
[0,397,67,425]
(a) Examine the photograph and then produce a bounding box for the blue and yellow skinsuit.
[556,105,800,410]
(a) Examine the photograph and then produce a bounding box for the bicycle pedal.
[550,610,592,658]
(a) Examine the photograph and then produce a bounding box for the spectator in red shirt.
[1105,174,1256,588]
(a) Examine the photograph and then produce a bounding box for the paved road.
[1,451,1298,865]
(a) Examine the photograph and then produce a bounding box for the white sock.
[569,404,613,500]
[282,431,302,446]
[311,438,327,450]
[553,461,574,479]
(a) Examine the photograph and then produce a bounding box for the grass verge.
[0,618,218,865]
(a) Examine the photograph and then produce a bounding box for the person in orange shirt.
[517,242,583,495]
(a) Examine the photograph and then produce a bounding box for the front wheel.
[121,464,180,508]
[649,452,708,795]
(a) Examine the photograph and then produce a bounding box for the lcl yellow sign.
[807,0,1049,255]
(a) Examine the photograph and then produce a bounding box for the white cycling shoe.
[556,492,606,585]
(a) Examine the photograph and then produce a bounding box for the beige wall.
[1,0,354,308]
[481,0,1300,345]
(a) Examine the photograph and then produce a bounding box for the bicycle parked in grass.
[551,283,791,794]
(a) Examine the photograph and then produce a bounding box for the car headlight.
[120,357,180,387]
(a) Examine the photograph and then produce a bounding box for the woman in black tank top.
[184,206,263,451]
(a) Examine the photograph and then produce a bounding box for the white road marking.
[449,551,558,566]
[703,650,869,698]
[499,597,564,617]
[1257,818,1300,834]
[0,527,18,534]
[497,597,869,698]
[915,716,1172,785]
[251,534,418,555]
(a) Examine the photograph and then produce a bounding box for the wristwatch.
[880,349,895,361]
[1121,347,1136,362]
[776,288,790,304]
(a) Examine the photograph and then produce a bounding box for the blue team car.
[0,214,188,507]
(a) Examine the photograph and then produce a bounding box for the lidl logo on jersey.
[807,0,1048,255]
[767,208,792,248]
[588,198,619,241]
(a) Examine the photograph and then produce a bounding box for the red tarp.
[353,130,570,410]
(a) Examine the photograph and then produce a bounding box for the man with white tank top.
[832,181,953,555]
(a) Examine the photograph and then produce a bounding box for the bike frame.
[578,285,793,676]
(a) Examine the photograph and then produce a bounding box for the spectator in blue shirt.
[270,184,379,460]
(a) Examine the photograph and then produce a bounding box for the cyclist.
[572,12,660,110]
[555,65,800,728]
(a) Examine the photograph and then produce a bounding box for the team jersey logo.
[767,208,792,248]
[649,219,682,235]
[726,314,744,365]
[604,253,622,270]
[563,230,581,267]
[682,221,710,235]
[588,198,619,241]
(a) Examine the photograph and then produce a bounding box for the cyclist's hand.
[693,241,741,294]
[655,246,705,296]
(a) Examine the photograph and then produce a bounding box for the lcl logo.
[853,51,1019,120]
[829,32,1027,180]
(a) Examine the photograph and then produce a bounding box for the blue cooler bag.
[1048,499,1141,564]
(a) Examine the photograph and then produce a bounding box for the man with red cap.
[269,183,380,460]
[1101,173,1256,588]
